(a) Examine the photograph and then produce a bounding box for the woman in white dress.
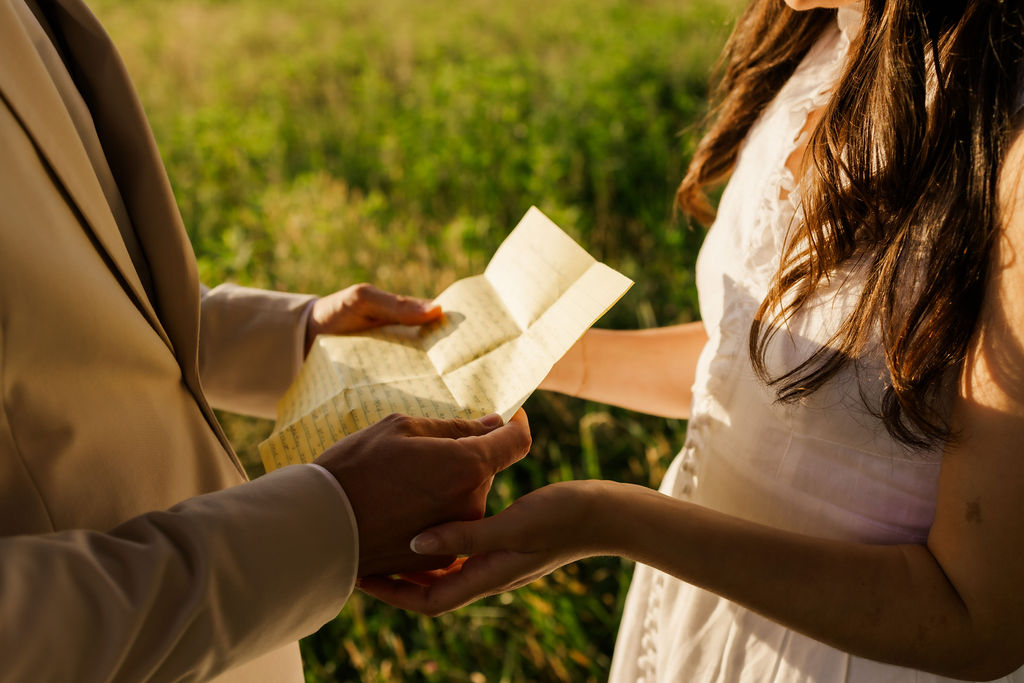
[361,0,1024,680]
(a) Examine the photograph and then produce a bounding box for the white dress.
[609,8,1024,682]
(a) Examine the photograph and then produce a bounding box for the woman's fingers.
[366,481,594,614]
[359,550,544,616]
[411,479,583,557]
[410,504,527,557]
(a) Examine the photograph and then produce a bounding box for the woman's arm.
[367,471,1019,680]
[367,394,1023,679]
[360,129,1024,680]
[541,322,709,419]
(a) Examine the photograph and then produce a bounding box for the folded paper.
[259,206,633,471]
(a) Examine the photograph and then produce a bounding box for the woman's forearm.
[594,482,1006,680]
[543,322,708,419]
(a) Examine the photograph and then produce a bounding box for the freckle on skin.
[965,498,982,524]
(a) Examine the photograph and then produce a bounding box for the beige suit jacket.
[0,1,359,680]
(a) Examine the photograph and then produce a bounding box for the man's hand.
[315,410,532,577]
[305,283,442,355]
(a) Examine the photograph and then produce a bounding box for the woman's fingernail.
[410,533,439,554]
[478,413,503,427]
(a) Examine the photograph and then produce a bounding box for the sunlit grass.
[91,0,739,679]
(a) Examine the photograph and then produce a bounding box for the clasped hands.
[355,479,610,615]
[308,283,596,606]
[307,283,539,579]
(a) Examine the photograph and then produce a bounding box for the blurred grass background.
[90,0,739,679]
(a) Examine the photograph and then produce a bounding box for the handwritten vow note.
[259,207,633,471]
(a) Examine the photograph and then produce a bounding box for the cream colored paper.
[259,207,633,471]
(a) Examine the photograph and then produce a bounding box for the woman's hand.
[305,283,442,355]
[357,481,609,615]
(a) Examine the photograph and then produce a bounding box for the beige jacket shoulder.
[0,0,358,680]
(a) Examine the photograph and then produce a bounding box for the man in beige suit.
[0,0,532,680]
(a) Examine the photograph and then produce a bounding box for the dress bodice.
[679,5,942,547]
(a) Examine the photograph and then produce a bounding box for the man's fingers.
[358,285,441,325]
[359,551,540,616]
[389,413,504,439]
[396,557,468,587]
[357,575,450,614]
[357,557,497,615]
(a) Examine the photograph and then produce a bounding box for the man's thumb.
[475,408,532,474]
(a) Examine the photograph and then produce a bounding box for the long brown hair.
[679,0,1024,448]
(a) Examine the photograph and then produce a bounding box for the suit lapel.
[45,0,201,369]
[1,0,240,468]
[0,0,167,348]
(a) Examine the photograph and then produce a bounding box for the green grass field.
[89,0,739,679]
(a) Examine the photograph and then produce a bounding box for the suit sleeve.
[198,283,317,418]
[0,464,358,683]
